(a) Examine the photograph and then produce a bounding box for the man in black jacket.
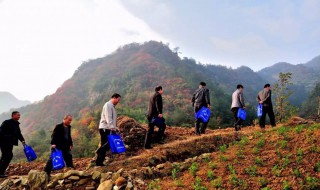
[0,111,26,178]
[144,86,166,149]
[44,114,74,176]
[192,82,211,135]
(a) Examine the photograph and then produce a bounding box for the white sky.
[1,0,319,102]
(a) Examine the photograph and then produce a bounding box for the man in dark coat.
[0,111,25,178]
[144,85,166,149]
[44,114,74,176]
[192,82,211,135]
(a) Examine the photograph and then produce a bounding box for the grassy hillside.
[151,122,320,190]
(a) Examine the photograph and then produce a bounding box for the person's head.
[155,86,163,94]
[264,84,271,91]
[199,82,206,88]
[111,93,121,105]
[237,84,244,92]
[11,111,20,121]
[63,114,72,126]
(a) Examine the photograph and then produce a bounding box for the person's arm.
[17,126,25,145]
[50,125,58,148]
[205,89,211,108]
[191,92,196,107]
[239,93,245,108]
[69,126,73,149]
[106,103,116,129]
[155,94,163,117]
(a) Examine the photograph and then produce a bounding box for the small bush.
[255,157,264,166]
[208,161,217,170]
[219,144,228,153]
[207,170,214,180]
[258,177,269,187]
[272,165,281,177]
[283,180,291,190]
[193,176,207,190]
[253,147,260,155]
[304,176,320,190]
[313,162,320,172]
[291,167,302,178]
[256,138,265,148]
[189,162,198,177]
[245,165,257,177]
[148,179,161,190]
[211,176,223,188]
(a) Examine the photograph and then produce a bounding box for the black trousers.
[95,129,111,165]
[194,106,209,134]
[44,147,74,175]
[0,143,13,174]
[259,106,276,128]
[231,107,243,127]
[144,117,166,148]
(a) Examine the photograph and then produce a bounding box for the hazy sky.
[1,0,319,102]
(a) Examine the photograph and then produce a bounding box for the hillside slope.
[0,118,319,189]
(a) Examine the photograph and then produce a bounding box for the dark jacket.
[192,87,210,109]
[147,92,163,118]
[0,119,25,146]
[51,123,73,150]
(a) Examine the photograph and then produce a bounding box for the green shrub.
[193,176,207,190]
[272,165,281,177]
[148,179,161,190]
[245,165,257,177]
[211,176,223,188]
[258,177,269,187]
[253,147,260,155]
[207,170,214,180]
[208,161,217,170]
[283,180,291,190]
[219,144,228,153]
[313,162,320,172]
[304,176,320,190]
[255,157,264,166]
[189,162,198,177]
[256,138,265,148]
[291,167,302,178]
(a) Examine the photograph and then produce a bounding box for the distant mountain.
[0,41,318,160]
[305,55,320,71]
[0,92,31,114]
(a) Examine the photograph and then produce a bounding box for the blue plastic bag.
[195,107,211,123]
[237,108,247,120]
[24,144,37,162]
[51,148,65,170]
[108,134,126,154]
[151,117,165,126]
[257,104,263,117]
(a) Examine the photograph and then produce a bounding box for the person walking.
[44,114,75,176]
[257,84,276,129]
[192,82,211,135]
[95,93,121,166]
[0,111,26,178]
[231,84,246,131]
[144,86,166,149]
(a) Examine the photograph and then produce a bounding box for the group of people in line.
[0,82,275,178]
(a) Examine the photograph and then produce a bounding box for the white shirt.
[99,100,117,130]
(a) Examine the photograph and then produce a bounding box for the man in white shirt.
[95,93,121,166]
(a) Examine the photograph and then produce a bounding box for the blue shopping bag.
[151,117,165,126]
[51,148,65,170]
[257,104,263,117]
[23,144,37,162]
[108,134,126,154]
[195,107,211,123]
[237,108,247,120]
